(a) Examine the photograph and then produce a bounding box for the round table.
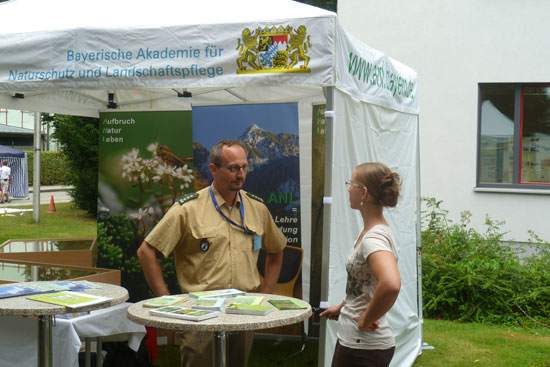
[127,293,312,367]
[0,282,129,367]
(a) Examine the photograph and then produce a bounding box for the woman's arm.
[358,251,401,331]
[320,301,345,320]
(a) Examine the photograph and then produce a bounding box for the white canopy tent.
[0,0,422,365]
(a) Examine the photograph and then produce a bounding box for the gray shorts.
[1,180,9,193]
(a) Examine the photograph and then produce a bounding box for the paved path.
[1,186,73,208]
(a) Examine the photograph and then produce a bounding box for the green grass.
[155,320,550,367]
[415,319,550,367]
[0,202,97,243]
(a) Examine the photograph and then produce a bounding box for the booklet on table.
[27,291,112,309]
[150,306,220,321]
[191,297,225,311]
[229,295,264,306]
[225,303,274,316]
[142,295,189,308]
[267,298,308,310]
[189,288,246,299]
[0,281,100,300]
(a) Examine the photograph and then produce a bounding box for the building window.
[478,84,550,189]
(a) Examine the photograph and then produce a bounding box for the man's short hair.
[1,160,6,165]
[209,140,247,164]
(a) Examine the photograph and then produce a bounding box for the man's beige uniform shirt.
[145,185,287,293]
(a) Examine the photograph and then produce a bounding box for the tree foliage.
[295,0,337,12]
[51,114,99,216]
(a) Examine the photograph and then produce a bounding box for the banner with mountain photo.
[192,103,302,295]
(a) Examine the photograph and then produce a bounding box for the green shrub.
[52,115,98,215]
[97,212,179,302]
[421,198,550,328]
[25,151,71,186]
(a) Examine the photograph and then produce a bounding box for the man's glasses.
[345,181,364,189]
[214,162,252,173]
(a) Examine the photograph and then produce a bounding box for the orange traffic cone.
[48,195,56,213]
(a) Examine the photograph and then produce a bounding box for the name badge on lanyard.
[253,234,262,251]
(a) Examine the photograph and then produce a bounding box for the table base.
[38,315,53,367]
[212,331,226,367]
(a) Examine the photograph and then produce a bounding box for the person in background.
[137,139,286,367]
[0,160,12,203]
[321,162,402,367]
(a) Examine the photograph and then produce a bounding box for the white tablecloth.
[0,302,146,367]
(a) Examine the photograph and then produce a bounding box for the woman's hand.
[358,312,380,331]
[320,304,344,321]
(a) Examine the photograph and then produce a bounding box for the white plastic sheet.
[0,303,146,367]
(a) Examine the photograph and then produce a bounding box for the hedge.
[25,150,71,186]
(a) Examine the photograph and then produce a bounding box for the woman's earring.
[360,201,364,206]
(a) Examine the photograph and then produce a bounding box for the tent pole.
[33,112,41,223]
[415,117,428,352]
[318,86,334,367]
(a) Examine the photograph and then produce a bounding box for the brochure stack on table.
[143,289,312,322]
[128,291,312,367]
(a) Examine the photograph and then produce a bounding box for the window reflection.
[0,261,96,282]
[521,87,550,184]
[479,86,515,184]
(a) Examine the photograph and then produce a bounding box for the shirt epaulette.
[245,192,264,203]
[178,193,199,205]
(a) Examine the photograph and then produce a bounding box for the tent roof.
[0,0,334,34]
[0,0,418,116]
[0,0,337,116]
[0,144,25,157]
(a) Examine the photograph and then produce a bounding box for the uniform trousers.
[177,330,254,367]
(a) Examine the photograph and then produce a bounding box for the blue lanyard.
[209,186,253,235]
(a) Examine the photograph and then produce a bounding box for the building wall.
[0,135,34,151]
[338,0,550,242]
[0,109,35,129]
[0,109,58,151]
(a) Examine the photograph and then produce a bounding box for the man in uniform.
[137,139,286,367]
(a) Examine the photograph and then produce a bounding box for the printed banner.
[98,111,194,242]
[192,103,301,246]
[0,19,334,91]
[192,103,302,297]
[335,23,419,114]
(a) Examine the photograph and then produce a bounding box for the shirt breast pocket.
[189,226,220,257]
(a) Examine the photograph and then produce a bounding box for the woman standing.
[320,162,401,367]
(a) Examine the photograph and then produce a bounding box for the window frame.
[476,83,550,191]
